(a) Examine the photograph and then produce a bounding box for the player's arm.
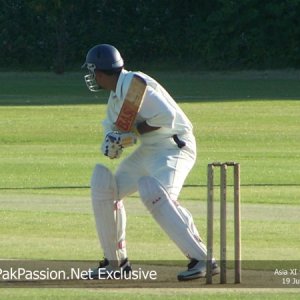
[135,121,160,135]
[137,86,176,130]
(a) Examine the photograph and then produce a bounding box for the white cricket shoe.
[177,259,220,281]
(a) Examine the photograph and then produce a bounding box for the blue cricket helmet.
[83,44,124,71]
[82,44,124,92]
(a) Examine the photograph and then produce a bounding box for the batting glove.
[105,131,137,148]
[101,138,123,159]
[101,131,138,159]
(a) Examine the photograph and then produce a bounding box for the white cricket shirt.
[102,69,193,145]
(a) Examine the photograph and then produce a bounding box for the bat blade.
[115,75,147,132]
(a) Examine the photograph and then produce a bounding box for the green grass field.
[0,71,300,299]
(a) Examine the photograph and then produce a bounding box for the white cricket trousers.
[115,134,196,200]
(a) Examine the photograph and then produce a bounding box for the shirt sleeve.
[101,92,118,135]
[139,86,176,128]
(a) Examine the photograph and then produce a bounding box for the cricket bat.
[115,74,147,132]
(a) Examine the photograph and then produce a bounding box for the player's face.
[95,71,114,91]
[94,70,105,88]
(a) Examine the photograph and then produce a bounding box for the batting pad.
[91,164,127,265]
[138,176,207,262]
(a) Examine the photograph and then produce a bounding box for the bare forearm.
[136,121,160,135]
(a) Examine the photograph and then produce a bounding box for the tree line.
[1,0,300,73]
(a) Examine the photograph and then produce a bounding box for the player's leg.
[138,176,210,279]
[154,145,205,249]
[115,147,147,200]
[90,164,130,278]
[138,139,219,280]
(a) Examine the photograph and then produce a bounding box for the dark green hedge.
[1,0,300,72]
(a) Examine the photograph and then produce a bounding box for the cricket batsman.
[82,44,219,281]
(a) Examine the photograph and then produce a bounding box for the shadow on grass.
[1,71,300,106]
